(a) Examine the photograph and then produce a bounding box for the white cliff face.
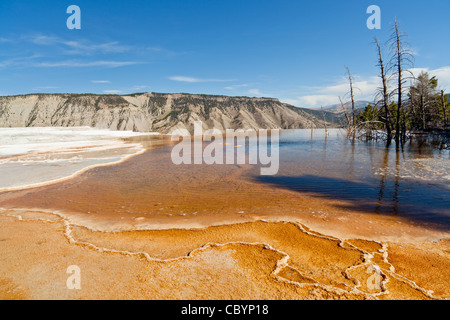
[0,92,327,133]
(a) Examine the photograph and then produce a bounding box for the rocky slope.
[0,93,330,133]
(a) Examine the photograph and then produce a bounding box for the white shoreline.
[0,147,148,192]
[0,127,160,192]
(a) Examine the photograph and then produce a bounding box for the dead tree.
[339,96,351,130]
[388,20,414,143]
[346,66,356,128]
[321,106,328,135]
[442,90,447,127]
[374,37,392,141]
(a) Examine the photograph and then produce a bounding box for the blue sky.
[0,0,449,108]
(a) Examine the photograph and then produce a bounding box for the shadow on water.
[255,134,450,232]
[255,173,450,231]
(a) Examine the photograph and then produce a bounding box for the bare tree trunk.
[394,21,403,143]
[442,90,447,127]
[339,96,350,131]
[321,106,328,135]
[346,67,356,129]
[421,95,426,130]
[375,38,392,140]
[410,88,416,128]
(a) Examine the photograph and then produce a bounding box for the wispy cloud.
[26,34,182,58]
[168,76,235,83]
[63,41,130,55]
[27,34,130,55]
[0,54,139,70]
[247,88,272,97]
[31,86,59,91]
[101,86,149,94]
[146,46,187,57]
[103,90,121,94]
[132,85,149,91]
[0,33,175,75]
[0,55,41,69]
[34,60,140,68]
[27,34,58,45]
[224,84,249,90]
[91,80,111,83]
[281,95,343,107]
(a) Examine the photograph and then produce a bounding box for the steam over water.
[0,127,157,190]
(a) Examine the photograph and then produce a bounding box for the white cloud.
[224,84,249,90]
[281,95,342,108]
[168,76,235,83]
[146,46,185,57]
[91,80,110,83]
[248,89,262,95]
[431,67,450,91]
[317,76,379,98]
[0,35,140,70]
[103,90,121,94]
[409,66,450,91]
[0,55,41,69]
[248,89,270,97]
[32,86,59,91]
[0,56,139,69]
[62,41,130,55]
[168,76,199,83]
[27,35,130,55]
[34,60,139,68]
[28,35,58,45]
[283,66,450,108]
[282,76,380,108]
[132,85,149,91]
